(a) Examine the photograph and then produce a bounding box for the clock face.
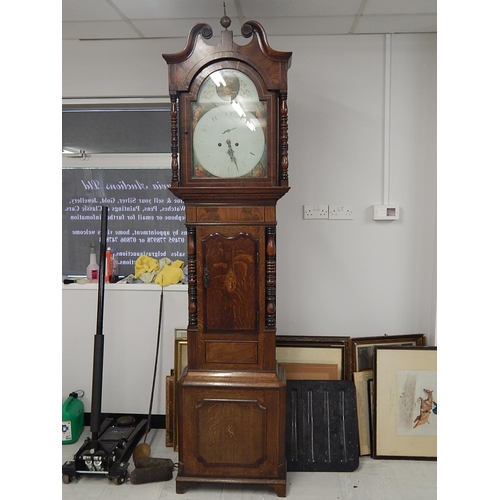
[192,69,267,179]
[193,104,265,178]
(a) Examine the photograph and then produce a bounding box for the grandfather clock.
[163,13,292,497]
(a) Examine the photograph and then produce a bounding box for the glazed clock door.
[200,228,260,333]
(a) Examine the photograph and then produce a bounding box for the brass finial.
[220,2,231,29]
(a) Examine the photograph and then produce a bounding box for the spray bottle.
[86,244,99,281]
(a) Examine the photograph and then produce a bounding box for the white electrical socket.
[303,205,329,219]
[329,205,354,219]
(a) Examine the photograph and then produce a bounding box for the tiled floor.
[62,427,437,499]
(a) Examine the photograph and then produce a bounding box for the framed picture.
[353,370,373,456]
[175,328,187,339]
[276,336,349,380]
[280,363,338,380]
[174,337,188,380]
[374,346,437,460]
[165,374,175,447]
[173,330,188,451]
[348,334,426,379]
[367,378,375,456]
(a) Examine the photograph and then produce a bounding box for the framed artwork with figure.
[373,346,437,460]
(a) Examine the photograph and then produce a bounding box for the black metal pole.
[146,286,164,437]
[90,206,108,439]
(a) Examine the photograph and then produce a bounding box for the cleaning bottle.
[105,247,113,283]
[62,391,84,444]
[86,244,99,281]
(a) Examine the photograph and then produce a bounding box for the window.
[62,101,171,154]
[62,99,187,278]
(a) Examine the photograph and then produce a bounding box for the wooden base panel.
[176,475,287,497]
[176,369,287,497]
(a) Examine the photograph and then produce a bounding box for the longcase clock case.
[163,19,292,497]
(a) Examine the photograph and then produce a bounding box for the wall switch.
[373,204,400,220]
[303,205,329,219]
[328,205,354,220]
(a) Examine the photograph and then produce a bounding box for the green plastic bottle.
[62,391,84,444]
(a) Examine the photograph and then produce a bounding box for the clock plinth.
[175,369,287,497]
[163,20,292,497]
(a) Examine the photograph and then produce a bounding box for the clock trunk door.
[200,228,260,333]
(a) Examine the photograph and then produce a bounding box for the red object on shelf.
[105,248,113,283]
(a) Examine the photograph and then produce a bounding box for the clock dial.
[193,104,265,178]
[192,69,267,179]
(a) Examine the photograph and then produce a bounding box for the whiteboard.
[62,168,186,277]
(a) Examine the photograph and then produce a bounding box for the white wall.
[63,32,437,347]
[277,34,436,343]
[62,284,187,414]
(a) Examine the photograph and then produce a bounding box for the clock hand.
[222,127,237,134]
[226,139,239,170]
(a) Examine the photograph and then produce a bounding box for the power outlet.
[329,205,354,219]
[303,205,329,219]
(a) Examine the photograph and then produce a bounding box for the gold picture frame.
[353,370,373,456]
[172,329,188,450]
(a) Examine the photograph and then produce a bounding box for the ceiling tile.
[239,0,363,18]
[364,0,437,15]
[111,0,238,20]
[354,14,437,34]
[62,21,141,40]
[255,16,356,37]
[62,0,122,22]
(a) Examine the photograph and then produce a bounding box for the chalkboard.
[62,168,186,277]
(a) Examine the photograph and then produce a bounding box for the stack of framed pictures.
[348,334,435,459]
[168,330,436,461]
[349,333,427,377]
